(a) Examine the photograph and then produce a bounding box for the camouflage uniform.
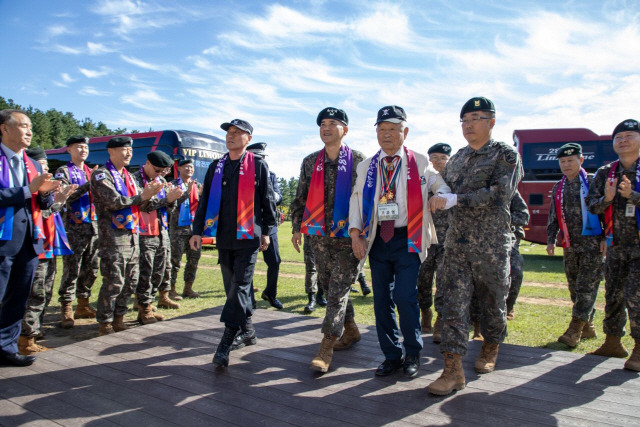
[586,161,640,339]
[506,190,530,312]
[548,176,604,322]
[291,148,365,337]
[132,170,173,305]
[417,194,448,311]
[169,179,202,287]
[439,139,523,356]
[92,165,148,324]
[54,164,99,303]
[303,235,318,294]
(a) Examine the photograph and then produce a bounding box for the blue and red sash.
[67,162,97,224]
[203,152,255,239]
[106,161,139,233]
[301,145,353,237]
[40,212,73,259]
[138,166,167,236]
[177,176,199,226]
[604,160,640,246]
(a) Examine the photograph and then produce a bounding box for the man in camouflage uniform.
[417,143,452,339]
[586,119,640,371]
[92,137,163,336]
[506,190,530,320]
[55,135,100,329]
[133,151,183,325]
[427,97,523,396]
[547,143,604,348]
[291,107,364,373]
[170,159,201,299]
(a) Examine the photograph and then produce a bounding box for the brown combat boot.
[590,334,629,358]
[333,319,361,351]
[98,322,114,336]
[472,321,483,340]
[427,352,466,395]
[581,313,597,339]
[432,314,442,343]
[18,336,48,355]
[421,308,433,333]
[74,297,96,319]
[624,340,640,371]
[475,342,499,373]
[60,301,74,329]
[182,281,201,298]
[157,291,180,309]
[310,335,338,373]
[137,304,157,325]
[152,307,165,321]
[113,314,128,332]
[169,285,183,301]
[558,317,587,348]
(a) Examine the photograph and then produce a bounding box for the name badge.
[626,203,636,217]
[378,202,399,221]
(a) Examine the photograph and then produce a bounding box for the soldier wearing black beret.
[66,135,89,146]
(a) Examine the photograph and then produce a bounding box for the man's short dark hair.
[0,109,27,126]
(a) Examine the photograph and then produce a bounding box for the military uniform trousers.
[505,238,525,312]
[21,258,56,337]
[602,245,640,340]
[58,231,99,303]
[303,236,318,294]
[170,233,201,286]
[259,231,281,298]
[417,243,444,311]
[218,247,259,329]
[96,241,140,323]
[310,235,359,337]
[369,227,423,360]
[137,230,169,305]
[563,247,603,322]
[440,243,510,356]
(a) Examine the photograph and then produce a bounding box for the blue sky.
[1,0,639,179]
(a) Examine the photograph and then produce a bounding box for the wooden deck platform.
[1,307,639,426]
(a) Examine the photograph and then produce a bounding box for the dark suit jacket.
[0,157,53,257]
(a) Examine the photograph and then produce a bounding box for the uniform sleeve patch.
[95,172,106,181]
[505,151,518,165]
[55,172,65,179]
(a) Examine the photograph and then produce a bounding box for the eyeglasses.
[460,117,491,125]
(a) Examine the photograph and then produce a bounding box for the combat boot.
[74,297,96,319]
[624,340,640,371]
[432,314,442,343]
[427,352,465,395]
[590,335,629,358]
[421,308,433,333]
[231,318,257,351]
[358,274,371,296]
[333,319,361,351]
[18,336,48,355]
[138,304,157,325]
[310,335,338,373]
[169,285,183,301]
[316,288,327,307]
[472,321,483,340]
[60,301,74,329]
[152,309,165,321]
[475,342,499,373]
[213,326,239,367]
[98,322,114,336]
[113,314,128,332]
[558,317,587,348]
[581,313,597,339]
[157,291,180,309]
[182,281,201,298]
[303,292,316,314]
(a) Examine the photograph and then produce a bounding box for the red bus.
[513,128,617,244]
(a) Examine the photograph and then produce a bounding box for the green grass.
[49,222,634,354]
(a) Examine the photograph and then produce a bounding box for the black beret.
[460,97,495,118]
[556,143,582,158]
[26,147,47,161]
[375,105,407,125]
[247,142,267,157]
[66,135,89,146]
[177,159,193,167]
[221,119,253,135]
[428,143,452,156]
[147,150,173,168]
[612,119,640,139]
[316,107,348,126]
[106,136,133,148]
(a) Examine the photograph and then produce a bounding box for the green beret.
[428,143,452,156]
[177,159,193,167]
[66,135,89,146]
[26,147,47,161]
[460,97,495,118]
[556,143,582,158]
[316,107,348,126]
[147,150,173,168]
[612,119,640,139]
[106,136,133,148]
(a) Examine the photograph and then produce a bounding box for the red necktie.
[379,156,396,243]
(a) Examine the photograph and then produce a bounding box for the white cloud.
[50,44,82,55]
[46,25,71,38]
[78,86,111,96]
[87,42,113,55]
[120,55,162,71]
[79,67,111,79]
[61,73,74,83]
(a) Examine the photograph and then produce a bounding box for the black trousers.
[218,247,259,329]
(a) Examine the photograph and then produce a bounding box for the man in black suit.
[190,119,277,368]
[0,109,58,366]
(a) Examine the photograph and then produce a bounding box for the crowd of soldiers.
[2,101,639,398]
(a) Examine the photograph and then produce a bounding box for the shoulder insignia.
[95,172,106,181]
[55,172,65,179]
[504,150,518,165]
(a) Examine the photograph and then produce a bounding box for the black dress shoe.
[403,355,420,378]
[0,352,36,367]
[375,358,404,376]
[230,329,257,351]
[261,292,283,309]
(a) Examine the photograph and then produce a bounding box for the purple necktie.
[379,156,396,243]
